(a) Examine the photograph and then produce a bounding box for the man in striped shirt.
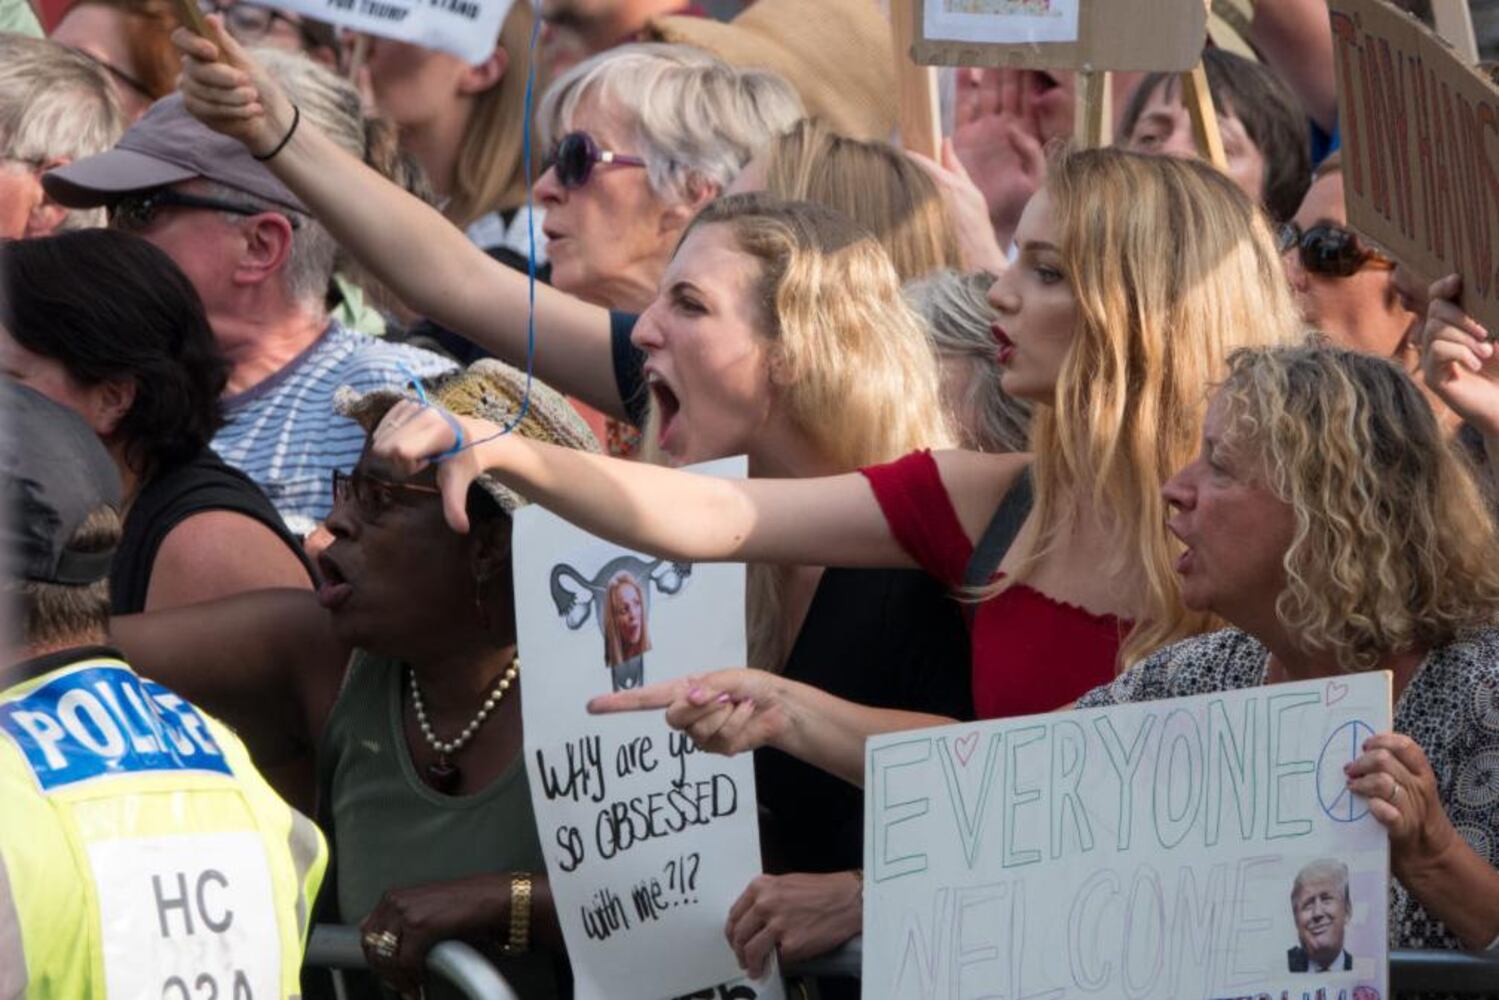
[45,95,455,536]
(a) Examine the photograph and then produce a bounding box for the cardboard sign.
[515,458,780,1000]
[1330,0,1499,335]
[273,0,512,64]
[863,673,1392,999]
[912,0,1206,72]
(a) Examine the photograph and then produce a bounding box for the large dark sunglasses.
[109,188,302,232]
[1277,221,1394,278]
[544,131,646,190]
[331,468,441,521]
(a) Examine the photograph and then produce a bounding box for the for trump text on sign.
[862,673,1391,999]
[1330,0,1499,335]
[274,0,512,64]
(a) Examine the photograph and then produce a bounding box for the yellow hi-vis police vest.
[0,651,327,998]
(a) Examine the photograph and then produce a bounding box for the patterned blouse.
[1076,626,1499,955]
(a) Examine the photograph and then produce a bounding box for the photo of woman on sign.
[604,570,652,691]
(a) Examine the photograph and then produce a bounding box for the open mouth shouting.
[645,368,682,454]
[316,551,354,611]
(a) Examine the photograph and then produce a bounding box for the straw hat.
[335,359,599,515]
[644,0,897,141]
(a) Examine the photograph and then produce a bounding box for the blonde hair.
[764,119,961,281]
[905,268,1030,453]
[603,571,651,666]
[539,43,803,207]
[445,0,538,227]
[1013,148,1302,666]
[673,193,952,667]
[1217,345,1499,671]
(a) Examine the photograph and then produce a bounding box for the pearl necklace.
[409,657,519,793]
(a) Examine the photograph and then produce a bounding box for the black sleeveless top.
[110,448,316,614]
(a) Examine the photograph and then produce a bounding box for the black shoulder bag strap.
[963,466,1034,591]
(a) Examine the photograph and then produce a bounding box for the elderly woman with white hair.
[169,23,803,442]
[535,43,801,312]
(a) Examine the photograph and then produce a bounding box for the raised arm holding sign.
[1328,0,1499,337]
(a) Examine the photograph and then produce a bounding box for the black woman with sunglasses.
[1280,154,1419,367]
[110,361,596,998]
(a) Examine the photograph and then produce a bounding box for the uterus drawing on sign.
[549,556,692,693]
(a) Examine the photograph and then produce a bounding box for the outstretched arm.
[111,588,349,768]
[172,21,625,420]
[589,669,954,787]
[371,402,1025,568]
[374,402,913,566]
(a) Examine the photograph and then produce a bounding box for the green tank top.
[318,650,562,1000]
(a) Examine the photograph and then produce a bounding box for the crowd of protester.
[6,0,1499,996]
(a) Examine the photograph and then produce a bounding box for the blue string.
[424,13,542,461]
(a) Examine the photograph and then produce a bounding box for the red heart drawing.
[1326,679,1350,707]
[955,732,980,766]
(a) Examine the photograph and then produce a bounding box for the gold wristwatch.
[499,872,533,956]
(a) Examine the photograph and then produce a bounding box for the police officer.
[0,382,326,997]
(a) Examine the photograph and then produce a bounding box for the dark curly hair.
[1,229,229,478]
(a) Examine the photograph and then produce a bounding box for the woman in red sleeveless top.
[372,148,1302,763]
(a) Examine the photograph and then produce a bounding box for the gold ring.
[363,929,400,960]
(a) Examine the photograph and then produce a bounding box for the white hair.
[905,269,1031,454]
[0,33,123,231]
[1291,858,1351,905]
[538,42,803,204]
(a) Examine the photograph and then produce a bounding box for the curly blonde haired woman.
[1076,344,1499,957]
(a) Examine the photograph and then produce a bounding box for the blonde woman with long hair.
[372,146,1299,736]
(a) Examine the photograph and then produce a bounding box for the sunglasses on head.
[1277,221,1394,278]
[108,188,302,232]
[544,131,646,190]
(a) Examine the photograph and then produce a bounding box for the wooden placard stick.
[1180,60,1227,171]
[346,32,371,82]
[168,0,211,38]
[890,0,942,159]
[1073,70,1113,148]
[1430,0,1479,63]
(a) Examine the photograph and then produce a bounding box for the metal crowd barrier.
[307,926,1499,996]
[305,924,521,1000]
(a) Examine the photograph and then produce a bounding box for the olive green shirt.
[319,650,562,1000]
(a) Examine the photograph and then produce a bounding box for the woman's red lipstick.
[993,323,1016,365]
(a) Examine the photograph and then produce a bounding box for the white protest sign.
[274,0,512,64]
[864,673,1393,1000]
[516,457,780,1000]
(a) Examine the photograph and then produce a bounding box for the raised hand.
[1418,274,1499,437]
[370,399,504,534]
[171,15,294,155]
[587,669,788,756]
[908,138,1007,274]
[950,68,1050,249]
